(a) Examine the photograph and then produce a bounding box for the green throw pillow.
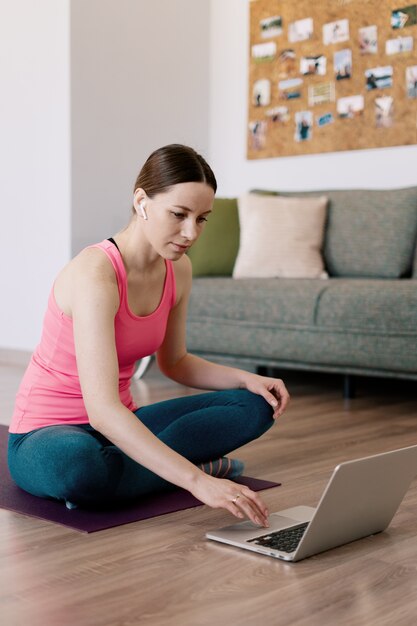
[187,197,240,276]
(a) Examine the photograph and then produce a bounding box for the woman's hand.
[190,473,270,527]
[243,374,290,420]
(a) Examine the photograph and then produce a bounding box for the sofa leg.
[343,374,356,399]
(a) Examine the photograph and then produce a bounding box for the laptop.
[206,445,417,562]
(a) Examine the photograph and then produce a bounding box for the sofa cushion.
[322,189,417,278]
[187,197,239,276]
[233,193,329,279]
[188,277,416,333]
[187,277,417,375]
[315,279,417,332]
[252,187,417,278]
[188,277,328,326]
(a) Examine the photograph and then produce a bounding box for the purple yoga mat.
[0,425,280,532]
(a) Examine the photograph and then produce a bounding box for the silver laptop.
[206,445,417,562]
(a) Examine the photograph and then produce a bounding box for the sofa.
[185,186,417,396]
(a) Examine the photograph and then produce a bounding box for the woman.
[8,144,289,528]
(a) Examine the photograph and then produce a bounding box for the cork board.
[248,0,417,158]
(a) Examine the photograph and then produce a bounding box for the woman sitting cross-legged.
[8,144,290,528]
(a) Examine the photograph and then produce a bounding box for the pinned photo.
[337,95,364,118]
[391,5,417,29]
[278,78,303,100]
[323,19,349,45]
[253,79,271,106]
[278,49,296,78]
[300,55,327,76]
[295,111,313,141]
[252,42,277,62]
[386,36,413,54]
[308,82,335,107]
[248,121,268,150]
[334,49,352,80]
[375,96,394,128]
[288,18,313,43]
[359,25,378,54]
[365,66,393,90]
[266,106,290,123]
[260,15,283,39]
[316,113,334,127]
[406,66,417,98]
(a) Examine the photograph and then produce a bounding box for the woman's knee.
[234,389,275,437]
[9,427,123,505]
[56,436,124,504]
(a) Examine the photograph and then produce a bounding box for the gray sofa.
[186,187,417,394]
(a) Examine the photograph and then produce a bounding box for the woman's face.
[134,182,214,260]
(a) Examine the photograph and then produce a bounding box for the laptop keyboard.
[247,522,309,553]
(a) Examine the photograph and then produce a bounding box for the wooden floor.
[1,351,417,626]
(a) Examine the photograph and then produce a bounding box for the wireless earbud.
[139,202,148,221]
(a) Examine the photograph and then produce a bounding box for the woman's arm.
[70,250,269,526]
[157,256,290,419]
[71,250,200,490]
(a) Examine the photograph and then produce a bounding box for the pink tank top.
[10,239,176,434]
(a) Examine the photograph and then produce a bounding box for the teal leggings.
[8,390,274,507]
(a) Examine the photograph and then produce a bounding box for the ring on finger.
[232,493,242,505]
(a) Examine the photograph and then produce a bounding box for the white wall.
[0,0,71,351]
[71,0,211,255]
[209,0,417,196]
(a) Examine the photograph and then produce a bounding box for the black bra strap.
[107,237,120,252]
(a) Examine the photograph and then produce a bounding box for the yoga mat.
[0,425,280,533]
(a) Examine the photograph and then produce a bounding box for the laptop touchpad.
[268,514,304,531]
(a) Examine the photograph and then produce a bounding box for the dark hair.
[133,144,217,199]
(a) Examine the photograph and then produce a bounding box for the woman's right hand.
[190,472,270,528]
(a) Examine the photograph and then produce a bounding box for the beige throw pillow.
[233,193,329,279]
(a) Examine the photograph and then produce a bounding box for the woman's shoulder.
[54,245,118,317]
[71,247,121,298]
[73,245,117,279]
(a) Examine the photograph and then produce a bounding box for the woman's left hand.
[243,374,290,420]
